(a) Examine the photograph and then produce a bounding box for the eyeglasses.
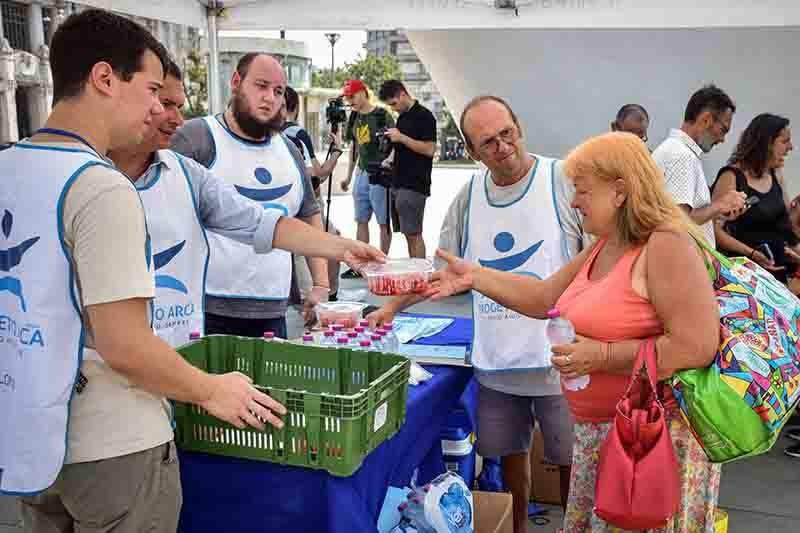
[478,127,519,155]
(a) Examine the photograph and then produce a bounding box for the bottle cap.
[359,340,371,347]
[263,331,275,339]
[302,335,314,342]
[337,337,348,344]
[324,330,335,337]
[189,331,201,340]
[547,309,560,319]
[371,335,382,341]
[348,331,358,338]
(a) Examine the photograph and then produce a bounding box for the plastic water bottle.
[545,309,590,391]
[189,331,201,341]
[358,340,373,352]
[347,331,360,347]
[381,324,400,353]
[321,330,336,347]
[302,334,314,346]
[263,331,275,342]
[371,334,385,352]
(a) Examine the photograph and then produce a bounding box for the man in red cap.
[340,80,396,277]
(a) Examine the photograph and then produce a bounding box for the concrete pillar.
[0,39,19,143]
[28,3,46,53]
[28,44,53,129]
[24,2,50,130]
[45,7,58,44]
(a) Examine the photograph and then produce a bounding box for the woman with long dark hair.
[711,113,794,280]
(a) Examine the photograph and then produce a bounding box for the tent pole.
[206,3,221,114]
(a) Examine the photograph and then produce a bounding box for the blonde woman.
[427,132,721,532]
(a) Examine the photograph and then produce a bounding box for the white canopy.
[74,0,800,31]
[70,2,800,187]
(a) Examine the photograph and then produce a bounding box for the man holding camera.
[379,80,437,258]
[340,80,395,277]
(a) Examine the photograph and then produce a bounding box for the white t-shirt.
[51,142,173,464]
[652,129,715,247]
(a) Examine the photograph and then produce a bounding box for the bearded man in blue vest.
[109,58,382,348]
[368,96,587,533]
[171,53,335,339]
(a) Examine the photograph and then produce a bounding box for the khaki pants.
[19,442,182,533]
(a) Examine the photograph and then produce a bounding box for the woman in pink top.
[428,132,721,532]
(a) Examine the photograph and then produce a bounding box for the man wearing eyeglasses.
[367,95,585,533]
[652,85,745,248]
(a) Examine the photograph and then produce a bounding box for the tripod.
[322,123,343,233]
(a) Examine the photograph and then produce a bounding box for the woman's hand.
[423,249,479,300]
[550,335,607,379]
[751,250,786,272]
[784,246,800,265]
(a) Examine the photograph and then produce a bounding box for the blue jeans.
[353,167,389,225]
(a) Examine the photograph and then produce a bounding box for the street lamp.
[324,33,341,89]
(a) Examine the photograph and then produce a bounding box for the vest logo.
[479,231,543,276]
[235,167,293,208]
[0,210,40,312]
[476,232,543,320]
[154,241,188,294]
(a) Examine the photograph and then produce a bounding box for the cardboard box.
[529,426,563,505]
[473,491,513,533]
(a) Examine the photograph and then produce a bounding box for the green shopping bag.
[671,237,800,463]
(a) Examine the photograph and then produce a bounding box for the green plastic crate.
[173,335,410,476]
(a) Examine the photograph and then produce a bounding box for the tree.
[183,49,208,119]
[312,53,401,93]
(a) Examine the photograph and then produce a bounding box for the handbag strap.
[690,232,733,278]
[633,338,658,388]
[622,338,662,403]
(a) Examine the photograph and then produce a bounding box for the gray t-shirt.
[437,157,588,396]
[171,115,320,319]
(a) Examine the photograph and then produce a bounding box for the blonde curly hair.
[563,132,702,246]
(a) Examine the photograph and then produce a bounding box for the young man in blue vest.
[170,53,333,339]
[0,9,310,532]
[109,59,384,347]
[368,96,585,533]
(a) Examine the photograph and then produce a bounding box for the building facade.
[212,35,312,106]
[365,29,447,130]
[0,0,201,144]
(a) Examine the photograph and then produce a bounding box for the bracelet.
[600,342,612,370]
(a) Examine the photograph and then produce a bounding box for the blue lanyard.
[35,128,102,157]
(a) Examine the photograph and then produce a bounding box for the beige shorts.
[20,442,182,533]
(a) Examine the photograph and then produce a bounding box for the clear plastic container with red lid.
[363,258,434,296]
[315,301,367,328]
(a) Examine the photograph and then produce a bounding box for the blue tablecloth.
[178,365,473,533]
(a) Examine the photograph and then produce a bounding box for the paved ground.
[4,166,799,532]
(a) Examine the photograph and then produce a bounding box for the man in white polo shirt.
[652,85,746,247]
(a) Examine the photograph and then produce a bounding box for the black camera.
[375,127,392,155]
[325,96,348,134]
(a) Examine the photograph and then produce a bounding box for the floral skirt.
[561,410,721,532]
